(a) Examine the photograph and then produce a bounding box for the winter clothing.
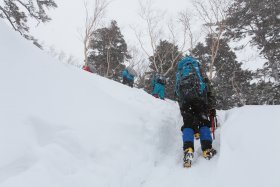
[151,74,165,100]
[122,69,135,81]
[194,132,200,140]
[175,57,206,99]
[122,69,135,87]
[175,56,215,154]
[126,67,138,77]
[183,147,194,168]
[180,97,212,151]
[152,82,165,99]
[182,128,194,143]
[203,148,217,160]
[83,65,91,72]
[83,64,96,73]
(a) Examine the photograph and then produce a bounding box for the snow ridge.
[1,20,280,187]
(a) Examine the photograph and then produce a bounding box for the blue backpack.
[122,69,134,81]
[175,57,206,100]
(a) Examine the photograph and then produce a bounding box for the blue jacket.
[122,69,134,81]
[175,57,206,96]
[152,76,165,99]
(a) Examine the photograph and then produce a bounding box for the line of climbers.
[83,55,217,167]
[122,68,167,100]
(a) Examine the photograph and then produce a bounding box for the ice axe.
[210,109,217,140]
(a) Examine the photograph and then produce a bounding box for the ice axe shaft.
[211,115,215,140]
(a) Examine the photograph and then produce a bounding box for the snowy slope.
[0,20,182,187]
[1,20,280,187]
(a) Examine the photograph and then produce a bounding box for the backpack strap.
[191,61,206,95]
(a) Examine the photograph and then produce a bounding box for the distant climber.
[151,73,166,100]
[83,63,96,73]
[122,67,137,88]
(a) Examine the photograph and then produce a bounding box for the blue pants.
[180,97,212,151]
[182,126,212,151]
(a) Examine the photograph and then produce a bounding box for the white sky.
[28,0,264,70]
[31,0,195,64]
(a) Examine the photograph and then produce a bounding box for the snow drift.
[0,20,280,187]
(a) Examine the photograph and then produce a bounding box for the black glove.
[209,108,216,117]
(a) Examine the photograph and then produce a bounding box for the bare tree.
[178,10,200,52]
[133,0,163,73]
[65,55,80,67]
[163,12,200,76]
[134,0,191,77]
[79,0,110,67]
[46,46,80,67]
[127,46,149,88]
[128,46,146,69]
[47,45,59,59]
[104,29,114,78]
[231,68,246,105]
[193,0,230,80]
[58,51,66,62]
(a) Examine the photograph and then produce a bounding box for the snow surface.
[1,20,280,187]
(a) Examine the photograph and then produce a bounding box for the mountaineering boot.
[183,147,194,168]
[194,132,200,140]
[203,148,217,160]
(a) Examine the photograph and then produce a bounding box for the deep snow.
[1,20,280,187]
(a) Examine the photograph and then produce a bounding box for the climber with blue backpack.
[151,73,166,100]
[174,56,217,168]
[122,67,137,88]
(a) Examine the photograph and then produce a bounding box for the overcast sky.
[31,0,196,64]
[29,0,264,70]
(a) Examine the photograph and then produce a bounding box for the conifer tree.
[225,0,280,83]
[192,36,253,109]
[145,40,183,99]
[225,0,280,104]
[0,0,57,47]
[88,20,130,82]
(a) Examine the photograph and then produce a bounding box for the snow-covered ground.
[1,20,280,187]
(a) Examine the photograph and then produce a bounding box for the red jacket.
[83,65,91,72]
